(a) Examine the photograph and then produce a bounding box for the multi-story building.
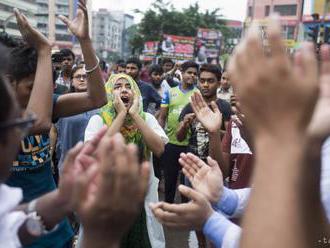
[92,9,134,60]
[246,0,304,45]
[0,0,38,36]
[36,0,74,49]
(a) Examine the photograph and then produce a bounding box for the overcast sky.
[92,0,248,23]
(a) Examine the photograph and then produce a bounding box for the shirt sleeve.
[145,113,169,144]
[202,211,241,248]
[161,89,170,107]
[84,115,105,142]
[213,187,251,219]
[218,100,232,121]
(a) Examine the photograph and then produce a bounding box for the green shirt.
[161,84,197,145]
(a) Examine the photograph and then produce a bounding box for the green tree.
[130,0,228,53]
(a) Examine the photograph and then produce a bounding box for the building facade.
[246,0,304,44]
[36,0,74,49]
[92,9,134,60]
[0,0,38,36]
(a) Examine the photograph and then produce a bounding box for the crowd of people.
[0,1,330,247]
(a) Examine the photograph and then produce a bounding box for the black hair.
[116,59,125,65]
[126,57,142,70]
[200,64,223,81]
[161,58,174,66]
[0,31,24,48]
[8,45,38,82]
[118,62,126,68]
[60,48,75,61]
[181,60,199,73]
[149,64,164,76]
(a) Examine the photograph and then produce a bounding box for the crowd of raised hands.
[150,16,330,248]
[2,1,330,246]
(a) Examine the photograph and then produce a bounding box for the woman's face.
[72,68,87,92]
[113,78,134,108]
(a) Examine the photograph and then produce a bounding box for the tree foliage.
[129,0,229,53]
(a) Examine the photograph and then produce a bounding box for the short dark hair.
[161,58,174,66]
[149,64,164,76]
[116,59,125,65]
[181,60,199,73]
[60,48,75,61]
[8,45,38,82]
[200,64,222,81]
[126,57,142,70]
[118,62,126,68]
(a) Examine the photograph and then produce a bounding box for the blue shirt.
[5,94,73,248]
[137,80,161,113]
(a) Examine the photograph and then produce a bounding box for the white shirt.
[84,113,168,248]
[0,184,27,248]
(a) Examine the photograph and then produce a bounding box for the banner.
[142,41,159,60]
[196,28,222,64]
[160,34,195,61]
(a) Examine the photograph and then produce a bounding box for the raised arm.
[14,9,53,134]
[54,0,107,119]
[176,112,195,142]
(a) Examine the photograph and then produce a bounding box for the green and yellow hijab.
[100,73,150,160]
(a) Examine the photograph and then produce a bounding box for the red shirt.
[221,121,254,189]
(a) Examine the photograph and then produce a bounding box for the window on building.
[282,26,295,39]
[248,6,253,17]
[273,4,297,16]
[265,5,270,17]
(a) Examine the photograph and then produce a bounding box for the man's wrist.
[78,37,92,43]
[37,46,52,56]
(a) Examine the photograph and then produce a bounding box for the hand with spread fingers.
[307,45,330,143]
[14,8,52,51]
[58,0,90,41]
[56,127,108,212]
[191,92,222,133]
[228,18,319,139]
[150,185,214,230]
[179,153,223,204]
[74,133,150,247]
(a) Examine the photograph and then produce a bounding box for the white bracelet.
[85,56,100,74]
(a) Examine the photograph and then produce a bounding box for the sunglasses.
[0,111,36,138]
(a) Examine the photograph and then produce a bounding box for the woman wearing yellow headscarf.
[84,74,167,248]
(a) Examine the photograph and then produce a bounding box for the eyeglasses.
[73,74,87,80]
[0,111,37,137]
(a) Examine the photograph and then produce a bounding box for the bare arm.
[158,107,168,128]
[55,1,107,120]
[14,10,53,134]
[208,130,230,177]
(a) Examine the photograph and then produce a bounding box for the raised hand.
[74,133,150,246]
[179,153,223,203]
[228,18,318,139]
[182,113,195,127]
[57,126,108,211]
[58,0,90,40]
[150,185,214,230]
[191,92,222,133]
[14,9,51,51]
[307,45,330,143]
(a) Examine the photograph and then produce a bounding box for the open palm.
[58,0,89,40]
[180,153,223,203]
[191,92,222,133]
